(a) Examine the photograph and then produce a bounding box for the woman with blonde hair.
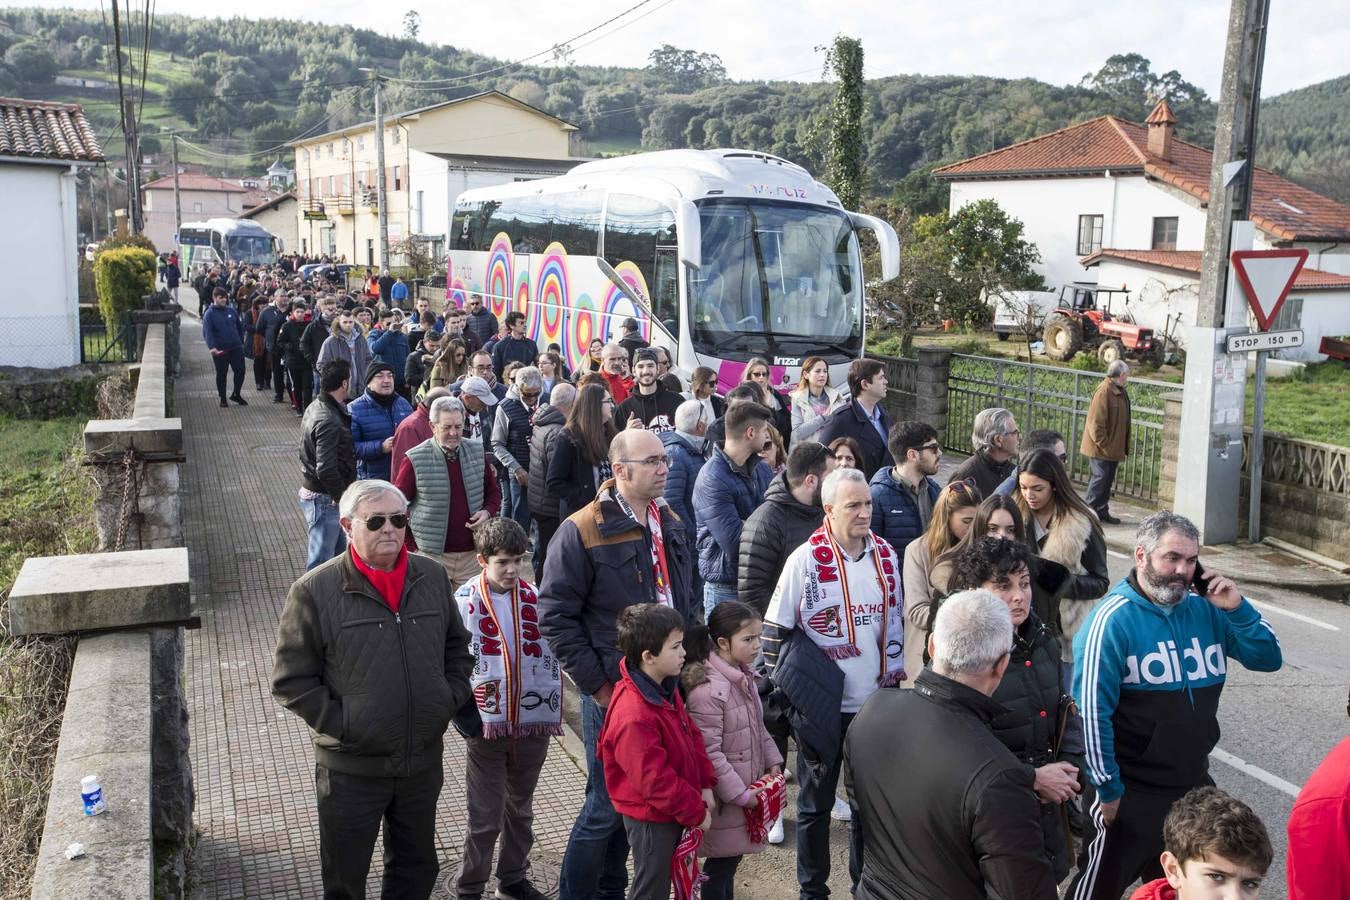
[899,480,982,686]
[788,355,845,448]
[740,357,792,441]
[426,337,468,390]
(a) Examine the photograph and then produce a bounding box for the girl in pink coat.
[682,600,784,899]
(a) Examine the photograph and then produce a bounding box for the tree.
[4,41,57,84]
[402,10,420,41]
[506,80,547,109]
[821,36,865,210]
[646,44,725,94]
[166,78,209,123]
[859,200,942,356]
[935,199,1044,328]
[392,237,435,285]
[890,164,948,215]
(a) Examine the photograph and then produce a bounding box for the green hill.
[0,7,1344,205]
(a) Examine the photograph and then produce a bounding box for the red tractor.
[1041,283,1164,367]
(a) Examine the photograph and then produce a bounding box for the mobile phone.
[1192,561,1213,596]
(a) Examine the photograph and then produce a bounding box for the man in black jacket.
[948,407,1020,499]
[301,294,339,379]
[845,589,1057,900]
[274,301,312,414]
[272,478,473,898]
[818,358,892,479]
[614,347,681,433]
[737,441,833,614]
[300,359,357,570]
[256,289,291,404]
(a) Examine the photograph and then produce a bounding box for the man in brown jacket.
[1080,360,1131,525]
[272,478,474,899]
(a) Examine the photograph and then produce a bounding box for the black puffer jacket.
[300,392,357,502]
[990,613,1085,882]
[528,404,567,519]
[301,314,333,370]
[271,550,474,778]
[737,473,823,614]
[274,317,309,368]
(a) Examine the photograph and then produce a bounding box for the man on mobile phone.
[1067,511,1283,900]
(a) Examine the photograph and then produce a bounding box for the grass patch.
[1247,361,1350,446]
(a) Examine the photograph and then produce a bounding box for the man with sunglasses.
[273,478,474,899]
[870,421,944,555]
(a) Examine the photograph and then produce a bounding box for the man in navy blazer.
[818,358,891,479]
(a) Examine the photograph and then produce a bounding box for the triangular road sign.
[1231,248,1308,331]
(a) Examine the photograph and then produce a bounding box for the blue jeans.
[301,494,346,571]
[558,693,629,900]
[506,473,530,530]
[703,581,738,621]
[795,713,861,899]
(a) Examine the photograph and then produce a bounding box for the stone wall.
[869,349,953,442]
[0,363,105,419]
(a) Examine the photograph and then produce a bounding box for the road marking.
[1246,598,1340,632]
[1107,550,1131,560]
[1210,747,1302,798]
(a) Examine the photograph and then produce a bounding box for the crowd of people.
[180,275,1346,900]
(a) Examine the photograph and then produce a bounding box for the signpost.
[1230,247,1308,542]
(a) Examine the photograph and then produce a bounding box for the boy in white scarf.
[454,518,561,900]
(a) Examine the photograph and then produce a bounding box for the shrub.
[95,233,158,256]
[93,247,156,330]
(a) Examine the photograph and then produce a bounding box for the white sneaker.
[830,797,852,822]
[767,813,785,844]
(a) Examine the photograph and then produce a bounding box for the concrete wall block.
[8,548,190,636]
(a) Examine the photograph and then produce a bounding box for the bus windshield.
[689,199,863,358]
[226,234,277,264]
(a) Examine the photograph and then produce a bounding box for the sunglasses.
[357,513,408,531]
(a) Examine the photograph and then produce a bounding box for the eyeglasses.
[619,455,671,468]
[357,513,408,531]
[520,391,542,400]
[918,442,941,453]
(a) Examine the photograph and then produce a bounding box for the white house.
[936,100,1350,361]
[0,97,103,368]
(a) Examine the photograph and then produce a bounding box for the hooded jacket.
[614,382,682,433]
[737,473,823,614]
[1072,573,1282,804]
[660,430,706,529]
[692,446,774,586]
[348,389,414,481]
[599,658,716,826]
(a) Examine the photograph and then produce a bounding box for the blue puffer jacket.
[869,467,942,554]
[660,430,706,531]
[368,328,410,387]
[348,390,414,481]
[692,446,773,586]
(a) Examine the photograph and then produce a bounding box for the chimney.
[1145,99,1177,161]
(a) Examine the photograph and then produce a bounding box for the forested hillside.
[0,7,1345,204]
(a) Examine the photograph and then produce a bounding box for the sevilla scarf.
[671,826,706,900]
[615,491,673,607]
[459,574,563,739]
[797,520,906,687]
[742,773,787,845]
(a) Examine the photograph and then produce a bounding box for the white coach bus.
[178,218,282,269]
[446,149,899,391]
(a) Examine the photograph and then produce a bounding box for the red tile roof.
[142,172,246,192]
[0,97,103,162]
[1080,248,1350,291]
[934,112,1350,242]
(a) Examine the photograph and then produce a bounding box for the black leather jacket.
[301,392,357,502]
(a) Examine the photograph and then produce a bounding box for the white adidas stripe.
[1071,795,1109,900]
[1080,594,1130,783]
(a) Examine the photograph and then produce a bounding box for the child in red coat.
[599,603,716,900]
[1128,786,1272,900]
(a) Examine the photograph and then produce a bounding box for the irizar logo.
[1122,639,1226,685]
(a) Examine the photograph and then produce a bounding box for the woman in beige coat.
[683,600,783,899]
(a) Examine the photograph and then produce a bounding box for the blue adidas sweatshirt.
[1072,573,1281,803]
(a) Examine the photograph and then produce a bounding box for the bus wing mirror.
[849,212,901,281]
[677,200,701,271]
[597,258,652,313]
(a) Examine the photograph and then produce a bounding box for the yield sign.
[1231,248,1308,331]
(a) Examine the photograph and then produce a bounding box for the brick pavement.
[178,318,584,898]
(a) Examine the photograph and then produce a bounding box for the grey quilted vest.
[405,437,485,553]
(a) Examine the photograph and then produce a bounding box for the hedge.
[93,247,156,330]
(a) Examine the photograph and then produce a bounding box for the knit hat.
[365,360,395,385]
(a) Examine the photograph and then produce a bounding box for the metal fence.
[945,354,1174,503]
[80,310,138,364]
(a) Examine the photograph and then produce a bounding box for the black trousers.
[253,350,271,389]
[702,854,743,900]
[1084,458,1120,517]
[315,761,443,900]
[532,515,560,582]
[289,361,314,411]
[271,351,287,401]
[212,347,245,400]
[1066,783,1197,900]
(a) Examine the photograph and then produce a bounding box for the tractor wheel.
[1140,341,1166,369]
[1098,339,1125,367]
[996,331,1010,342]
[1043,317,1083,361]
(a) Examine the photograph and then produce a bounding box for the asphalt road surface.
[736,552,1350,899]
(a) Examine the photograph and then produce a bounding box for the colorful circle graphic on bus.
[601,262,651,344]
[449,278,469,310]
[486,234,513,313]
[534,243,568,349]
[568,293,597,369]
[515,270,531,318]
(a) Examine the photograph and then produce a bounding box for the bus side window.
[551,192,601,256]
[604,193,679,337]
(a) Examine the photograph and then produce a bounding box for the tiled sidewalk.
[178,318,584,898]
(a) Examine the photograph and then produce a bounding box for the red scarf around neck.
[350,545,408,612]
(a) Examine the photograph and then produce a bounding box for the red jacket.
[1287,735,1350,900]
[599,658,716,826]
[601,370,633,405]
[1127,879,1175,900]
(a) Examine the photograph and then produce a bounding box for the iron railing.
[80,310,138,364]
[945,354,1174,503]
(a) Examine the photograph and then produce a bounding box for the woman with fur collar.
[1015,447,1110,671]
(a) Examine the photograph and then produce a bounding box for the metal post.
[373,72,390,271]
[171,134,182,259]
[1248,350,1266,541]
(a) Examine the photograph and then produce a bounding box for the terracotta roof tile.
[0,96,103,162]
[1080,248,1350,290]
[142,172,245,192]
[935,113,1350,242]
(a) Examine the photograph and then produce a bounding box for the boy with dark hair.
[1128,786,1272,900]
[600,603,716,900]
[453,517,561,900]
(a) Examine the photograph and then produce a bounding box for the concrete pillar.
[1159,390,1184,506]
[914,348,953,443]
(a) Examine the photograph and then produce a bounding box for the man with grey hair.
[845,589,1056,899]
[660,397,709,530]
[528,381,576,578]
[764,465,905,898]
[1080,360,1131,525]
[948,407,1020,498]
[493,365,544,529]
[1067,511,1282,900]
[272,478,474,898]
[393,395,501,592]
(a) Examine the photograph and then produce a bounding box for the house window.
[391,128,400,145]
[1152,217,1179,251]
[302,149,309,163]
[357,135,365,151]
[1077,215,1103,255]
[192,201,203,213]
[416,190,424,233]
[367,239,375,267]
[1270,296,1303,331]
[393,166,402,191]
[327,142,334,158]
[328,175,335,195]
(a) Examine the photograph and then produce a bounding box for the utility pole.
[372,71,390,272]
[124,97,143,234]
[171,133,183,253]
[1173,0,1271,544]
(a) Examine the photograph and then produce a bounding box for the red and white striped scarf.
[742,773,787,845]
[671,826,705,900]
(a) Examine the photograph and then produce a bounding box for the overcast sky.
[34,0,1350,97]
